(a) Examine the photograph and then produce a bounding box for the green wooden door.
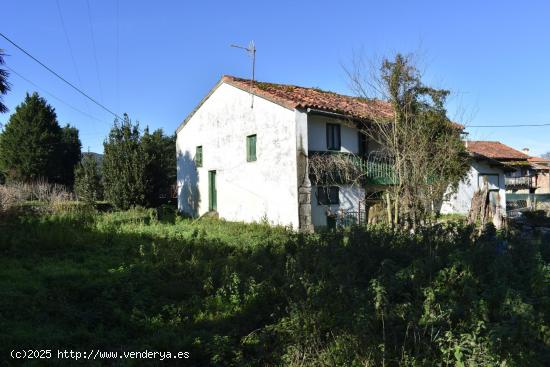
[208,170,217,211]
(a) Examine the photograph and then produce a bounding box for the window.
[195,146,203,167]
[478,174,499,190]
[326,123,341,150]
[246,134,257,162]
[358,132,368,156]
[317,186,339,205]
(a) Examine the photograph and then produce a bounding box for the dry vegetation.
[0,180,75,215]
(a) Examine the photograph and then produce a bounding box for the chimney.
[522,148,530,155]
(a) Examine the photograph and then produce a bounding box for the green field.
[1,209,548,366]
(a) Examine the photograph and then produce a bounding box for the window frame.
[358,131,368,156]
[246,134,257,162]
[478,173,499,191]
[317,186,340,205]
[195,146,203,167]
[326,123,341,151]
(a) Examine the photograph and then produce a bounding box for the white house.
[176,75,508,230]
[440,147,512,219]
[176,75,393,231]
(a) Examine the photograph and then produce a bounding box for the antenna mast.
[230,41,256,108]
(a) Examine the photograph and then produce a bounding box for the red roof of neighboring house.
[528,156,550,163]
[223,75,394,121]
[528,156,550,170]
[466,141,530,160]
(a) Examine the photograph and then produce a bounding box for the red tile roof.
[177,75,465,133]
[224,76,465,129]
[528,156,550,170]
[466,141,530,160]
[528,156,550,163]
[223,75,393,121]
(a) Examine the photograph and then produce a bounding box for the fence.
[506,193,550,217]
[505,176,535,189]
[336,209,368,227]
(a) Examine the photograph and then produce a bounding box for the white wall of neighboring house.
[176,82,300,227]
[441,160,507,216]
[311,185,366,227]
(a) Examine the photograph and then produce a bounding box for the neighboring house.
[465,141,544,194]
[440,144,512,218]
[441,141,550,219]
[176,75,393,231]
[527,156,550,194]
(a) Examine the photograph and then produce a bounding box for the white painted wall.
[441,160,507,216]
[306,115,369,227]
[310,185,365,227]
[307,115,360,153]
[176,82,300,227]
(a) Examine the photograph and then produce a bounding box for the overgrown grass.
[0,208,548,366]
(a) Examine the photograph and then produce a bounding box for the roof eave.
[470,152,516,172]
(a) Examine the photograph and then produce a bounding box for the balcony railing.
[308,151,397,186]
[352,157,396,185]
[505,176,535,189]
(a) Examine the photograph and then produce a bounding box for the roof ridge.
[223,74,375,100]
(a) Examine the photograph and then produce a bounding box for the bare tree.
[338,53,470,229]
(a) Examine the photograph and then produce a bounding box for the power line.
[468,123,550,128]
[6,65,110,127]
[115,0,120,114]
[0,31,120,119]
[55,0,83,89]
[55,0,94,116]
[85,0,104,103]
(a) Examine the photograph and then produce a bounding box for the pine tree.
[142,127,176,207]
[74,153,102,205]
[0,92,81,185]
[102,114,147,209]
[59,125,82,187]
[0,92,62,182]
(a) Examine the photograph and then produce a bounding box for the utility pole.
[230,41,256,108]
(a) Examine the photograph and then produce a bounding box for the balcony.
[505,176,536,190]
[308,151,396,186]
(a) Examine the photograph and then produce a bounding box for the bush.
[0,184,19,214]
[74,154,102,205]
[522,210,550,226]
[0,180,76,216]
[0,211,547,366]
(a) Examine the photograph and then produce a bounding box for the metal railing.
[505,176,535,189]
[335,209,368,227]
[309,151,396,185]
[352,157,396,185]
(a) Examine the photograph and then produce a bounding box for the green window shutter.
[246,135,257,162]
[196,146,203,167]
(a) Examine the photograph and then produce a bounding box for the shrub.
[0,184,19,214]
[0,211,547,366]
[74,154,102,205]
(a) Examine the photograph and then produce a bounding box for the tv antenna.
[230,40,256,108]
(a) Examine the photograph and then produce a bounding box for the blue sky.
[1,0,549,155]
